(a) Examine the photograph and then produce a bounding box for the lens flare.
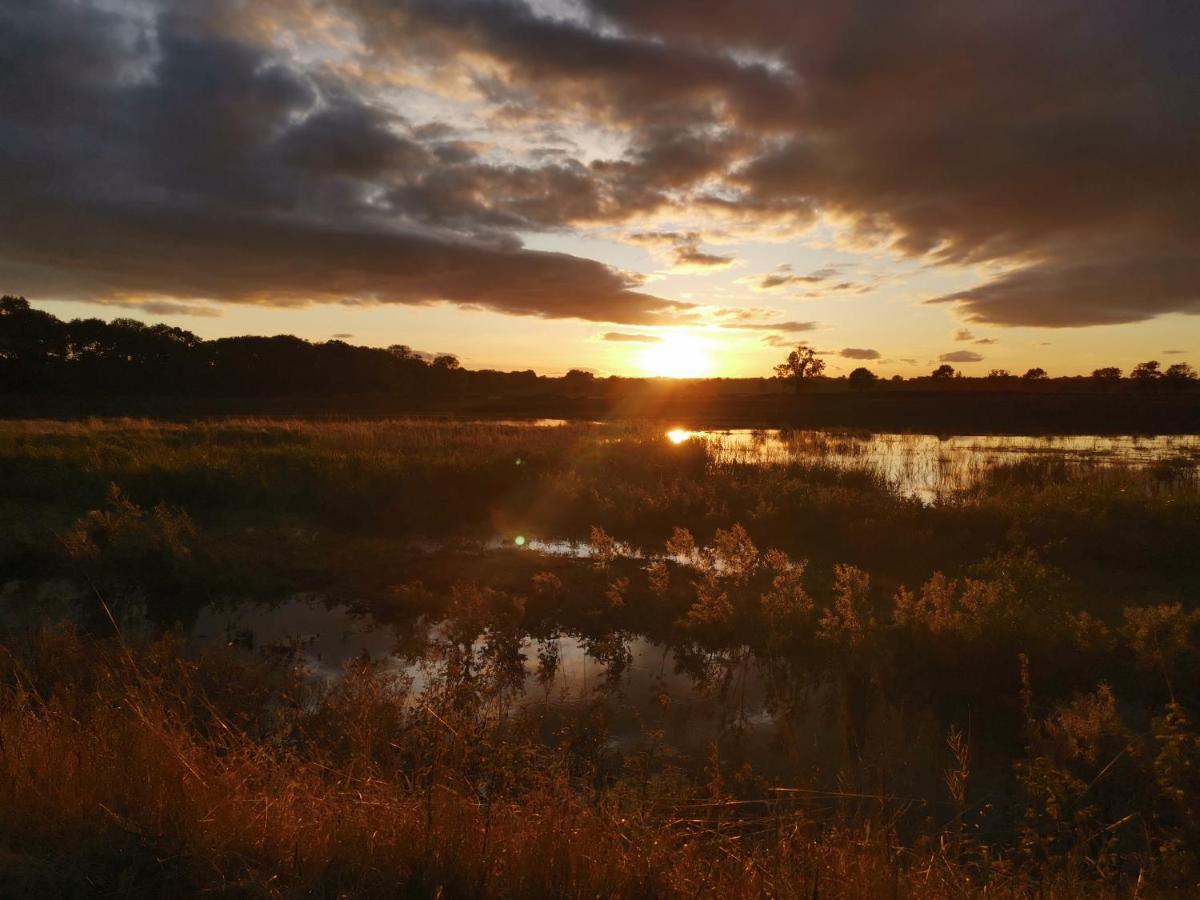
[514,535,527,547]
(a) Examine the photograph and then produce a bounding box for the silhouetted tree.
[1164,363,1197,389]
[1132,360,1162,380]
[847,367,877,391]
[1022,367,1048,380]
[1091,367,1122,381]
[931,364,956,379]
[987,369,1012,379]
[774,343,825,393]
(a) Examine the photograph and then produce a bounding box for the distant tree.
[432,354,461,371]
[387,344,416,359]
[1091,366,1122,381]
[1,295,31,316]
[890,374,904,383]
[931,364,956,380]
[987,369,1011,379]
[1022,367,1048,380]
[563,368,595,391]
[774,343,826,393]
[1131,360,1162,380]
[847,367,877,391]
[1164,363,1197,387]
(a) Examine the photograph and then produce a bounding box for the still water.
[188,594,871,780]
[178,424,1196,789]
[664,428,1199,501]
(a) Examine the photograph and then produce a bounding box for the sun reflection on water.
[666,428,693,445]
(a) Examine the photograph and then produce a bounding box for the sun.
[638,333,714,378]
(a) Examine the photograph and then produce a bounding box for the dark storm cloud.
[4,0,1198,329]
[928,251,1200,327]
[578,0,1200,326]
[341,0,799,131]
[0,0,692,325]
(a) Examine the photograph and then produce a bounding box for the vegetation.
[773,342,827,392]
[1,417,1199,895]
[5,296,1199,433]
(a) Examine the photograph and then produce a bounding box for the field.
[2,417,1199,897]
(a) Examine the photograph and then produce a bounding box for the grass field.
[2,417,1199,897]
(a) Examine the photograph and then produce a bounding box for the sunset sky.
[2,0,1197,377]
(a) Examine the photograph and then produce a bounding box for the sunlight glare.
[667,429,693,444]
[639,333,713,378]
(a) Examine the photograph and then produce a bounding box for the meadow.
[2,417,1199,897]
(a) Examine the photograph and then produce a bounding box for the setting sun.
[638,333,714,378]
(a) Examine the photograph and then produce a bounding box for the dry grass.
[0,627,1176,899]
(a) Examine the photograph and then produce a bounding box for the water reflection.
[666,428,1200,501]
[666,428,692,445]
[187,595,860,779]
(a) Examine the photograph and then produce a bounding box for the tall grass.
[0,626,1163,898]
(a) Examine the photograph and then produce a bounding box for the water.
[187,595,854,776]
[665,429,1200,501]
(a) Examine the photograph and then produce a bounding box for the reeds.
[0,627,1157,898]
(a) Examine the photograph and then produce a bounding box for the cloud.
[629,232,738,271]
[3,0,1198,331]
[721,320,818,332]
[939,350,985,363]
[332,333,354,339]
[839,348,881,360]
[953,327,998,345]
[583,0,1200,326]
[672,246,738,270]
[928,252,1200,327]
[747,266,839,291]
[79,298,225,318]
[762,334,800,347]
[604,331,661,343]
[1163,349,1187,355]
[0,0,693,326]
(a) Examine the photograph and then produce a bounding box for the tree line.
[3,297,1196,399]
[775,343,1197,392]
[0,296,528,398]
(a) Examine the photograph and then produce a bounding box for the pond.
[663,428,1200,501]
[188,593,942,791]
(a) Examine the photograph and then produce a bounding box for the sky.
[1,0,1197,378]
